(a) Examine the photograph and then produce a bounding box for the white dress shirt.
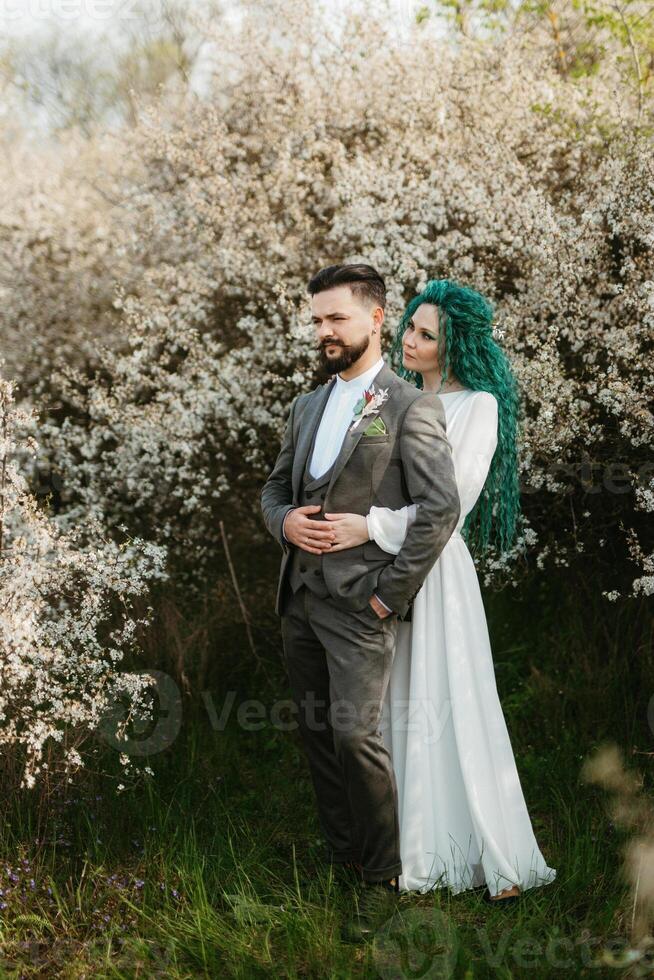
[283,355,393,613]
[309,356,385,479]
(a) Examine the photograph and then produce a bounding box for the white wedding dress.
[370,388,557,896]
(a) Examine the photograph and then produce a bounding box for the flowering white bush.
[0,127,147,396]
[2,0,651,601]
[0,375,169,789]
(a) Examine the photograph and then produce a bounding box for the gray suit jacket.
[260,361,461,619]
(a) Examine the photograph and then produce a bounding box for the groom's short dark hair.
[308,263,386,310]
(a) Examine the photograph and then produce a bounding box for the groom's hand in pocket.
[368,594,393,618]
[283,505,336,554]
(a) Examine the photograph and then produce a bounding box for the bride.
[324,279,557,902]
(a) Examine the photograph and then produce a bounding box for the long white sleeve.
[366,392,498,552]
[366,504,417,555]
[452,392,498,521]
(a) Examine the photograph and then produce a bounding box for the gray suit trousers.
[281,582,402,882]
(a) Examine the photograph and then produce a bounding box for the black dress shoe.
[341,876,400,943]
[332,860,364,888]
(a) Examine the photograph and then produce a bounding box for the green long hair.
[389,279,521,557]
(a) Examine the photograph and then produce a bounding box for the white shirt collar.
[334,356,385,393]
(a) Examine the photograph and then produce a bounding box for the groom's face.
[311,285,381,375]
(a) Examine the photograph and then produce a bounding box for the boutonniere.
[349,384,390,432]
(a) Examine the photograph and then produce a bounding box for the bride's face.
[402,303,440,374]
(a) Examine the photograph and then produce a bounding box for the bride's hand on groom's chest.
[321,512,369,552]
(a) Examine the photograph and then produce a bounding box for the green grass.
[0,579,650,977]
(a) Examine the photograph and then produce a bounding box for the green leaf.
[363,416,387,436]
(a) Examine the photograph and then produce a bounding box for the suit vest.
[286,416,338,599]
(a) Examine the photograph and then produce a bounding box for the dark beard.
[317,334,371,375]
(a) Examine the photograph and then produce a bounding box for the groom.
[260,264,460,903]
